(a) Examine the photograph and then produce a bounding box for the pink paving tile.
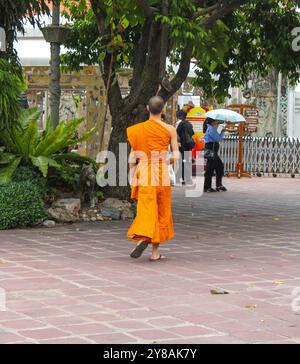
[128,329,179,341]
[271,326,300,338]
[13,272,50,279]
[21,307,67,318]
[0,278,64,291]
[39,337,92,344]
[60,304,105,315]
[168,325,220,337]
[79,295,117,305]
[40,315,91,326]
[87,333,138,344]
[232,330,286,343]
[0,311,26,321]
[38,297,82,307]
[1,319,46,330]
[178,312,229,325]
[16,328,69,340]
[101,301,141,311]
[58,288,100,297]
[60,323,115,335]
[109,320,153,330]
[82,313,121,322]
[161,336,246,344]
[0,332,27,344]
[207,319,258,334]
[44,269,83,276]
[147,317,188,328]
[7,300,47,311]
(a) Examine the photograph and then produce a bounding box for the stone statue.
[242,72,288,137]
[79,164,96,208]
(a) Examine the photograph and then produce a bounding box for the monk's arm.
[170,126,180,164]
[129,148,138,184]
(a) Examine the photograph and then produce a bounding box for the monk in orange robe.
[127,96,179,261]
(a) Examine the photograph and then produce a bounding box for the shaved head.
[148,96,165,116]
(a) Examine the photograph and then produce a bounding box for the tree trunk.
[103,112,130,200]
[103,106,148,200]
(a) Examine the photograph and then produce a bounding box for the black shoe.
[204,188,217,193]
[216,186,227,192]
[130,241,149,259]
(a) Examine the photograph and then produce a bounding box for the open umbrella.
[204,109,246,122]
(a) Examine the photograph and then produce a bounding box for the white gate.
[220,137,300,176]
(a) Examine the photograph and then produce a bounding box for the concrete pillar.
[49,1,61,129]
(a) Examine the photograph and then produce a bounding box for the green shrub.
[47,154,97,194]
[47,164,81,193]
[0,107,96,184]
[13,166,47,199]
[0,180,47,230]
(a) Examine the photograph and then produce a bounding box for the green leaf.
[18,107,40,131]
[23,118,39,155]
[99,52,106,62]
[120,16,129,30]
[30,156,60,177]
[0,157,22,185]
[76,127,96,143]
[210,60,218,72]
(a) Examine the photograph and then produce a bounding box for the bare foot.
[149,254,166,262]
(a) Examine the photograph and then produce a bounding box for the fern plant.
[0,107,96,184]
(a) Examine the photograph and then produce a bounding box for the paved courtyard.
[0,177,300,344]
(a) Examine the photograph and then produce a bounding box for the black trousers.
[178,149,193,183]
[204,143,224,190]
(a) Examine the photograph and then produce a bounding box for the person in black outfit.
[176,109,195,185]
[203,118,227,192]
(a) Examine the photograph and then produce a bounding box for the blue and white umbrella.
[204,109,246,123]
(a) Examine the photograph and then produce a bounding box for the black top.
[177,119,195,151]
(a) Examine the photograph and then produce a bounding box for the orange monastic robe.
[127,119,174,244]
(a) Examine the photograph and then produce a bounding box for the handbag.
[204,143,216,160]
[168,164,176,185]
[183,127,196,150]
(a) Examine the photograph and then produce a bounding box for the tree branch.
[124,21,162,112]
[194,3,219,18]
[103,54,123,119]
[137,0,157,17]
[90,0,123,117]
[131,19,152,92]
[90,0,108,37]
[159,0,169,80]
[199,0,251,27]
[157,0,249,102]
[158,43,193,101]
[192,0,206,6]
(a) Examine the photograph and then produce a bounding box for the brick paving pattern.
[0,177,300,343]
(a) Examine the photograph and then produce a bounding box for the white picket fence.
[219,137,300,176]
